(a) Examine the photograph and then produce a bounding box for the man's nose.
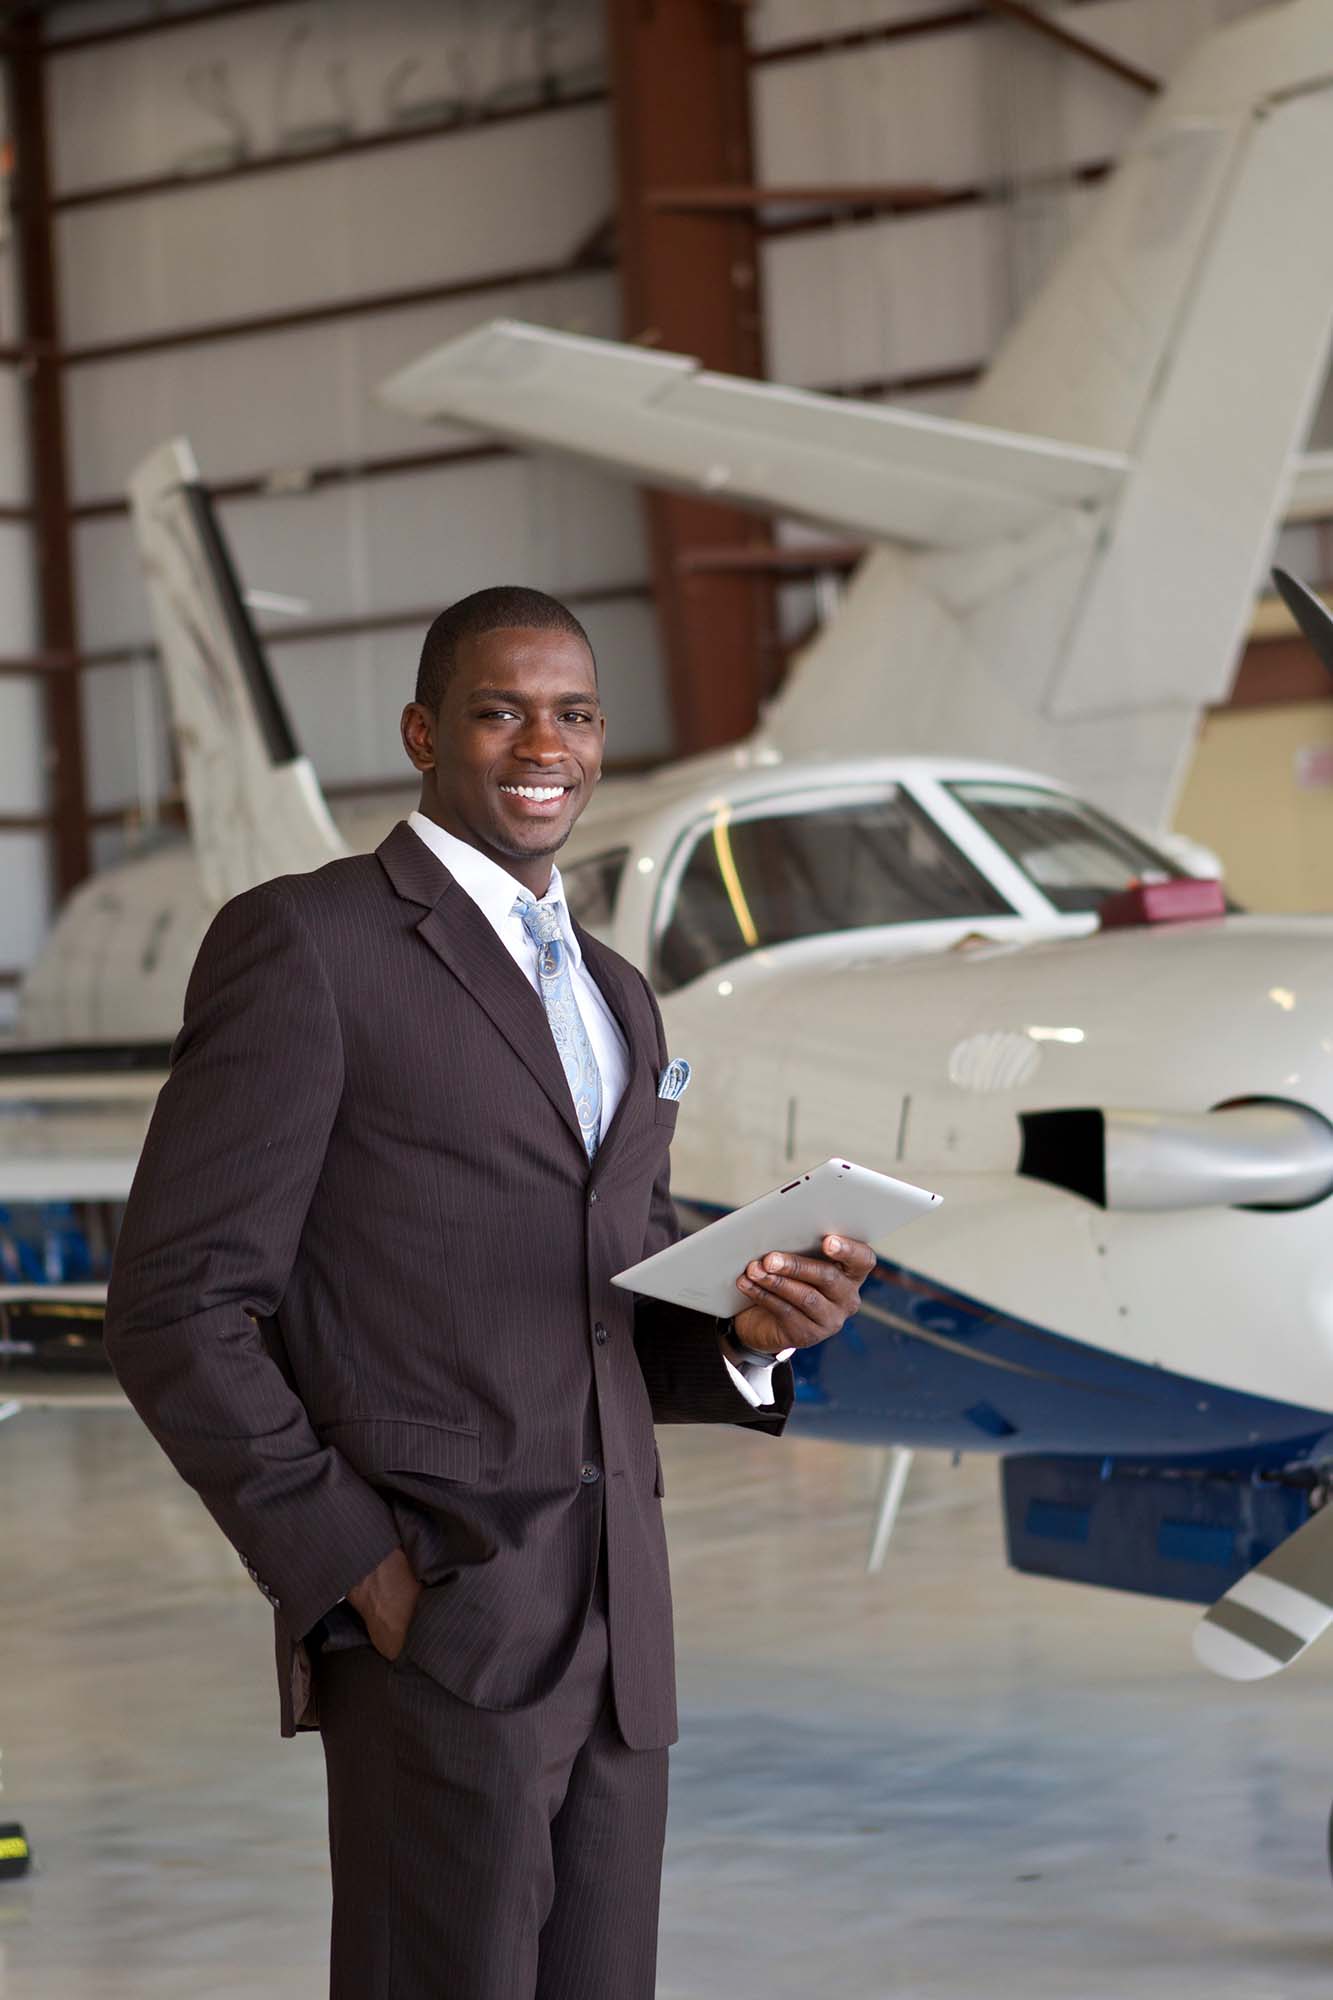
[514,717,565,762]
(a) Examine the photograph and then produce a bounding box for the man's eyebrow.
[466,687,600,706]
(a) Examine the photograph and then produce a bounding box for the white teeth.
[501,785,568,801]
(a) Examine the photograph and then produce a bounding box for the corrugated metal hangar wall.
[0,0,1305,1023]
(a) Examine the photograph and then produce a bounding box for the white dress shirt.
[407,813,781,1408]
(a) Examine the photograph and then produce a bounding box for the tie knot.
[517,897,564,947]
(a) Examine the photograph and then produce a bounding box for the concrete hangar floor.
[2,1391,1331,1999]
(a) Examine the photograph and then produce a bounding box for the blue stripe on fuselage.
[676,1199,1333,1468]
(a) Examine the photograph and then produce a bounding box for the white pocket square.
[657,1058,691,1101]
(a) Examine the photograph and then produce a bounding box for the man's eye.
[562,711,595,724]
[478,709,519,722]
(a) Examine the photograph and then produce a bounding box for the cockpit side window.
[946,782,1183,914]
[562,848,628,941]
[654,789,1013,992]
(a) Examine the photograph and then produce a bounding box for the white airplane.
[374,0,1333,1669]
[5,0,1333,1790]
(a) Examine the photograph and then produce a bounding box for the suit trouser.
[315,1576,669,2000]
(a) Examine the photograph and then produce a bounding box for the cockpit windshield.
[946,781,1183,914]
[655,787,1013,991]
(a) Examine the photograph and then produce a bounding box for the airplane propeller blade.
[1194,1500,1333,1679]
[1271,566,1333,675]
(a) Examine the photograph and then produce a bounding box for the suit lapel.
[377,822,586,1158]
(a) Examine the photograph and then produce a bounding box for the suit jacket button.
[594,1323,608,1345]
[588,1189,599,1204]
[580,1462,602,1485]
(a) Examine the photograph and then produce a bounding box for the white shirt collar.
[407,811,580,964]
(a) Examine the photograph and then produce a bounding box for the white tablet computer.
[612,1158,941,1318]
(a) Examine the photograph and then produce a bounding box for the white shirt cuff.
[721,1340,796,1409]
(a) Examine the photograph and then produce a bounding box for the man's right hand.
[346,1546,422,1662]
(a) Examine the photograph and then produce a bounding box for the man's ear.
[401,702,436,772]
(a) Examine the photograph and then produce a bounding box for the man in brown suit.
[105,586,873,1999]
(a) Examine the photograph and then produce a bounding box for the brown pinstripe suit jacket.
[105,821,791,1749]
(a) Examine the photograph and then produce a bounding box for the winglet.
[128,439,346,904]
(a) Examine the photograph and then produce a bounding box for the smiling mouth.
[498,783,574,805]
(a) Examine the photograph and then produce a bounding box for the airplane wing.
[0,1059,161,1365]
[377,319,1129,551]
[0,1061,163,1203]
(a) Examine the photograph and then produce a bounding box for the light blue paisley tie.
[517,898,603,1160]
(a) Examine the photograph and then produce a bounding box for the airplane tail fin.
[764,0,1333,827]
[379,0,1333,833]
[129,440,345,903]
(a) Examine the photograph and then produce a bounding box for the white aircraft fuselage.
[554,754,1333,1461]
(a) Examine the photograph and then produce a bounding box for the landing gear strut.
[866,1447,915,1573]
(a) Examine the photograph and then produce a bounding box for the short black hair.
[414,585,595,713]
